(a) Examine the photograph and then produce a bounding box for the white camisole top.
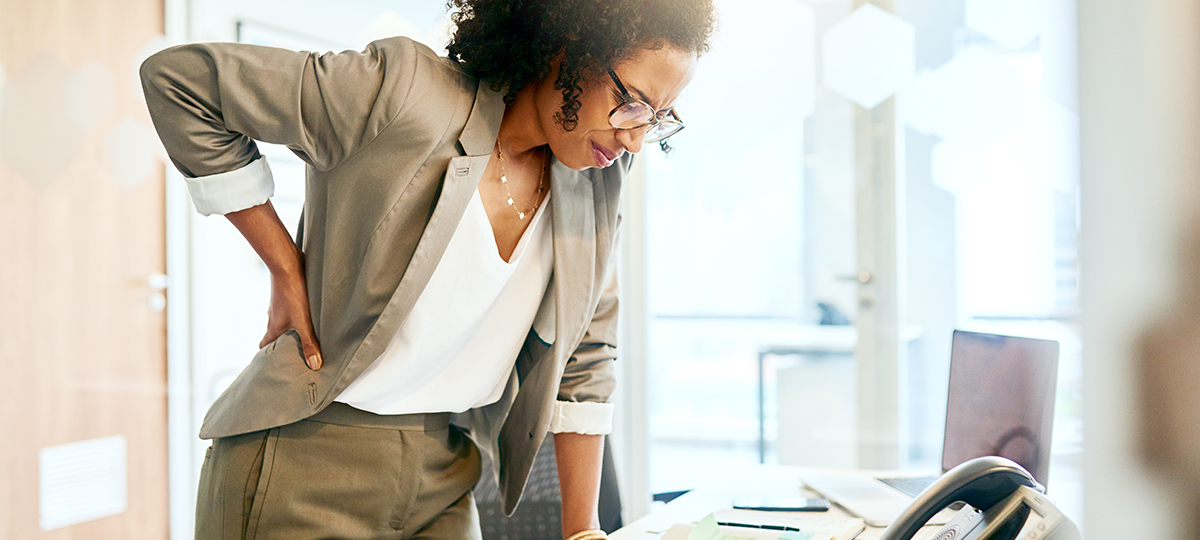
[334,188,553,414]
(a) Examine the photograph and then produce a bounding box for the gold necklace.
[495,141,547,220]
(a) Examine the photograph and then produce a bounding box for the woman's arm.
[140,39,423,362]
[140,39,418,180]
[553,224,622,539]
[555,432,606,539]
[224,200,322,369]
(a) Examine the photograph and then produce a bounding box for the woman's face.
[536,45,698,170]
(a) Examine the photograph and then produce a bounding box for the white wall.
[1079,0,1200,537]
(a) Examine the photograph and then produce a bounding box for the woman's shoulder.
[348,36,493,153]
[353,36,478,121]
[365,35,473,81]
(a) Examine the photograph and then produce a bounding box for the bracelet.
[565,530,607,540]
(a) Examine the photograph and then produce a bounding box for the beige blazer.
[141,36,624,514]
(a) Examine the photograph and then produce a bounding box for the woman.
[141,0,714,539]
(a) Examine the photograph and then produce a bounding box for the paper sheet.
[671,514,823,540]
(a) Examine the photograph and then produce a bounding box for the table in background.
[610,464,947,540]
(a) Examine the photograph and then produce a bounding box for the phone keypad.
[932,525,962,540]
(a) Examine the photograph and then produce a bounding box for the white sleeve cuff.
[548,401,614,435]
[184,156,275,216]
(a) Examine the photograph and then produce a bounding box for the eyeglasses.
[607,68,684,145]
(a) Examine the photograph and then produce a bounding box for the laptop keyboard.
[878,475,939,497]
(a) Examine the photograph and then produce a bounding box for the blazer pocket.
[263,330,314,376]
[261,329,312,372]
[264,329,299,356]
[238,329,318,399]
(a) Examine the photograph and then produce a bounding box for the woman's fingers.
[257,321,290,351]
[258,318,322,370]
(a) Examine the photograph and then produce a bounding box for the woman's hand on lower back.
[224,200,324,370]
[262,264,323,370]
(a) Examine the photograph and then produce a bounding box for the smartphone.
[730,496,831,512]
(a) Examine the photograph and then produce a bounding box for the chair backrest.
[475,436,623,539]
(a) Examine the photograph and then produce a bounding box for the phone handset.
[879,456,1078,540]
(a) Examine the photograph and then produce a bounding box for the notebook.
[661,511,865,540]
[799,330,1060,527]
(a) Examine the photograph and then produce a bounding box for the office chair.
[475,436,623,540]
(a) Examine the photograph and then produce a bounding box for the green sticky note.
[778,533,815,540]
[688,514,723,540]
[687,513,756,540]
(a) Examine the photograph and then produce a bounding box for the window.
[638,0,1081,523]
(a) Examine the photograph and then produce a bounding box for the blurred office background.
[1,0,1197,538]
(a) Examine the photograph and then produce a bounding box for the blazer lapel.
[393,75,508,287]
[545,157,596,362]
[325,80,506,401]
[494,160,597,511]
[457,80,506,156]
[383,80,505,323]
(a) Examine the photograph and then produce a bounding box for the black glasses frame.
[606,68,684,150]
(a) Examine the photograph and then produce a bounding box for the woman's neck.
[496,84,548,160]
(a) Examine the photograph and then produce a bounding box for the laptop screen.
[941,330,1060,486]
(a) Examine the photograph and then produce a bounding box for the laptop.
[800,330,1060,527]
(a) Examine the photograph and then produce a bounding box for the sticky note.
[778,533,815,540]
[688,514,756,540]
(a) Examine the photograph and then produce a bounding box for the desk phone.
[879,456,1080,540]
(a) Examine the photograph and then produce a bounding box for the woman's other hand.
[225,200,323,370]
[263,262,323,370]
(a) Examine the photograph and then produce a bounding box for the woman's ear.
[546,49,568,89]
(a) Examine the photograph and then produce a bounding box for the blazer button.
[528,431,534,439]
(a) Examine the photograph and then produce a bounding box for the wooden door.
[0,0,168,538]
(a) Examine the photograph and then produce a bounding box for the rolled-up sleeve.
[549,401,615,435]
[139,37,419,215]
[184,155,275,216]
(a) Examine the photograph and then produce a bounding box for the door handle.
[835,271,872,284]
[147,273,168,312]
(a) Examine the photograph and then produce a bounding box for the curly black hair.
[446,0,716,133]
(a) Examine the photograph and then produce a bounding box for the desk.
[610,464,943,540]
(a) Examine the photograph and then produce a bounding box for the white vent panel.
[38,435,128,531]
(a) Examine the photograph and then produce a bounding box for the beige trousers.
[195,402,483,540]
